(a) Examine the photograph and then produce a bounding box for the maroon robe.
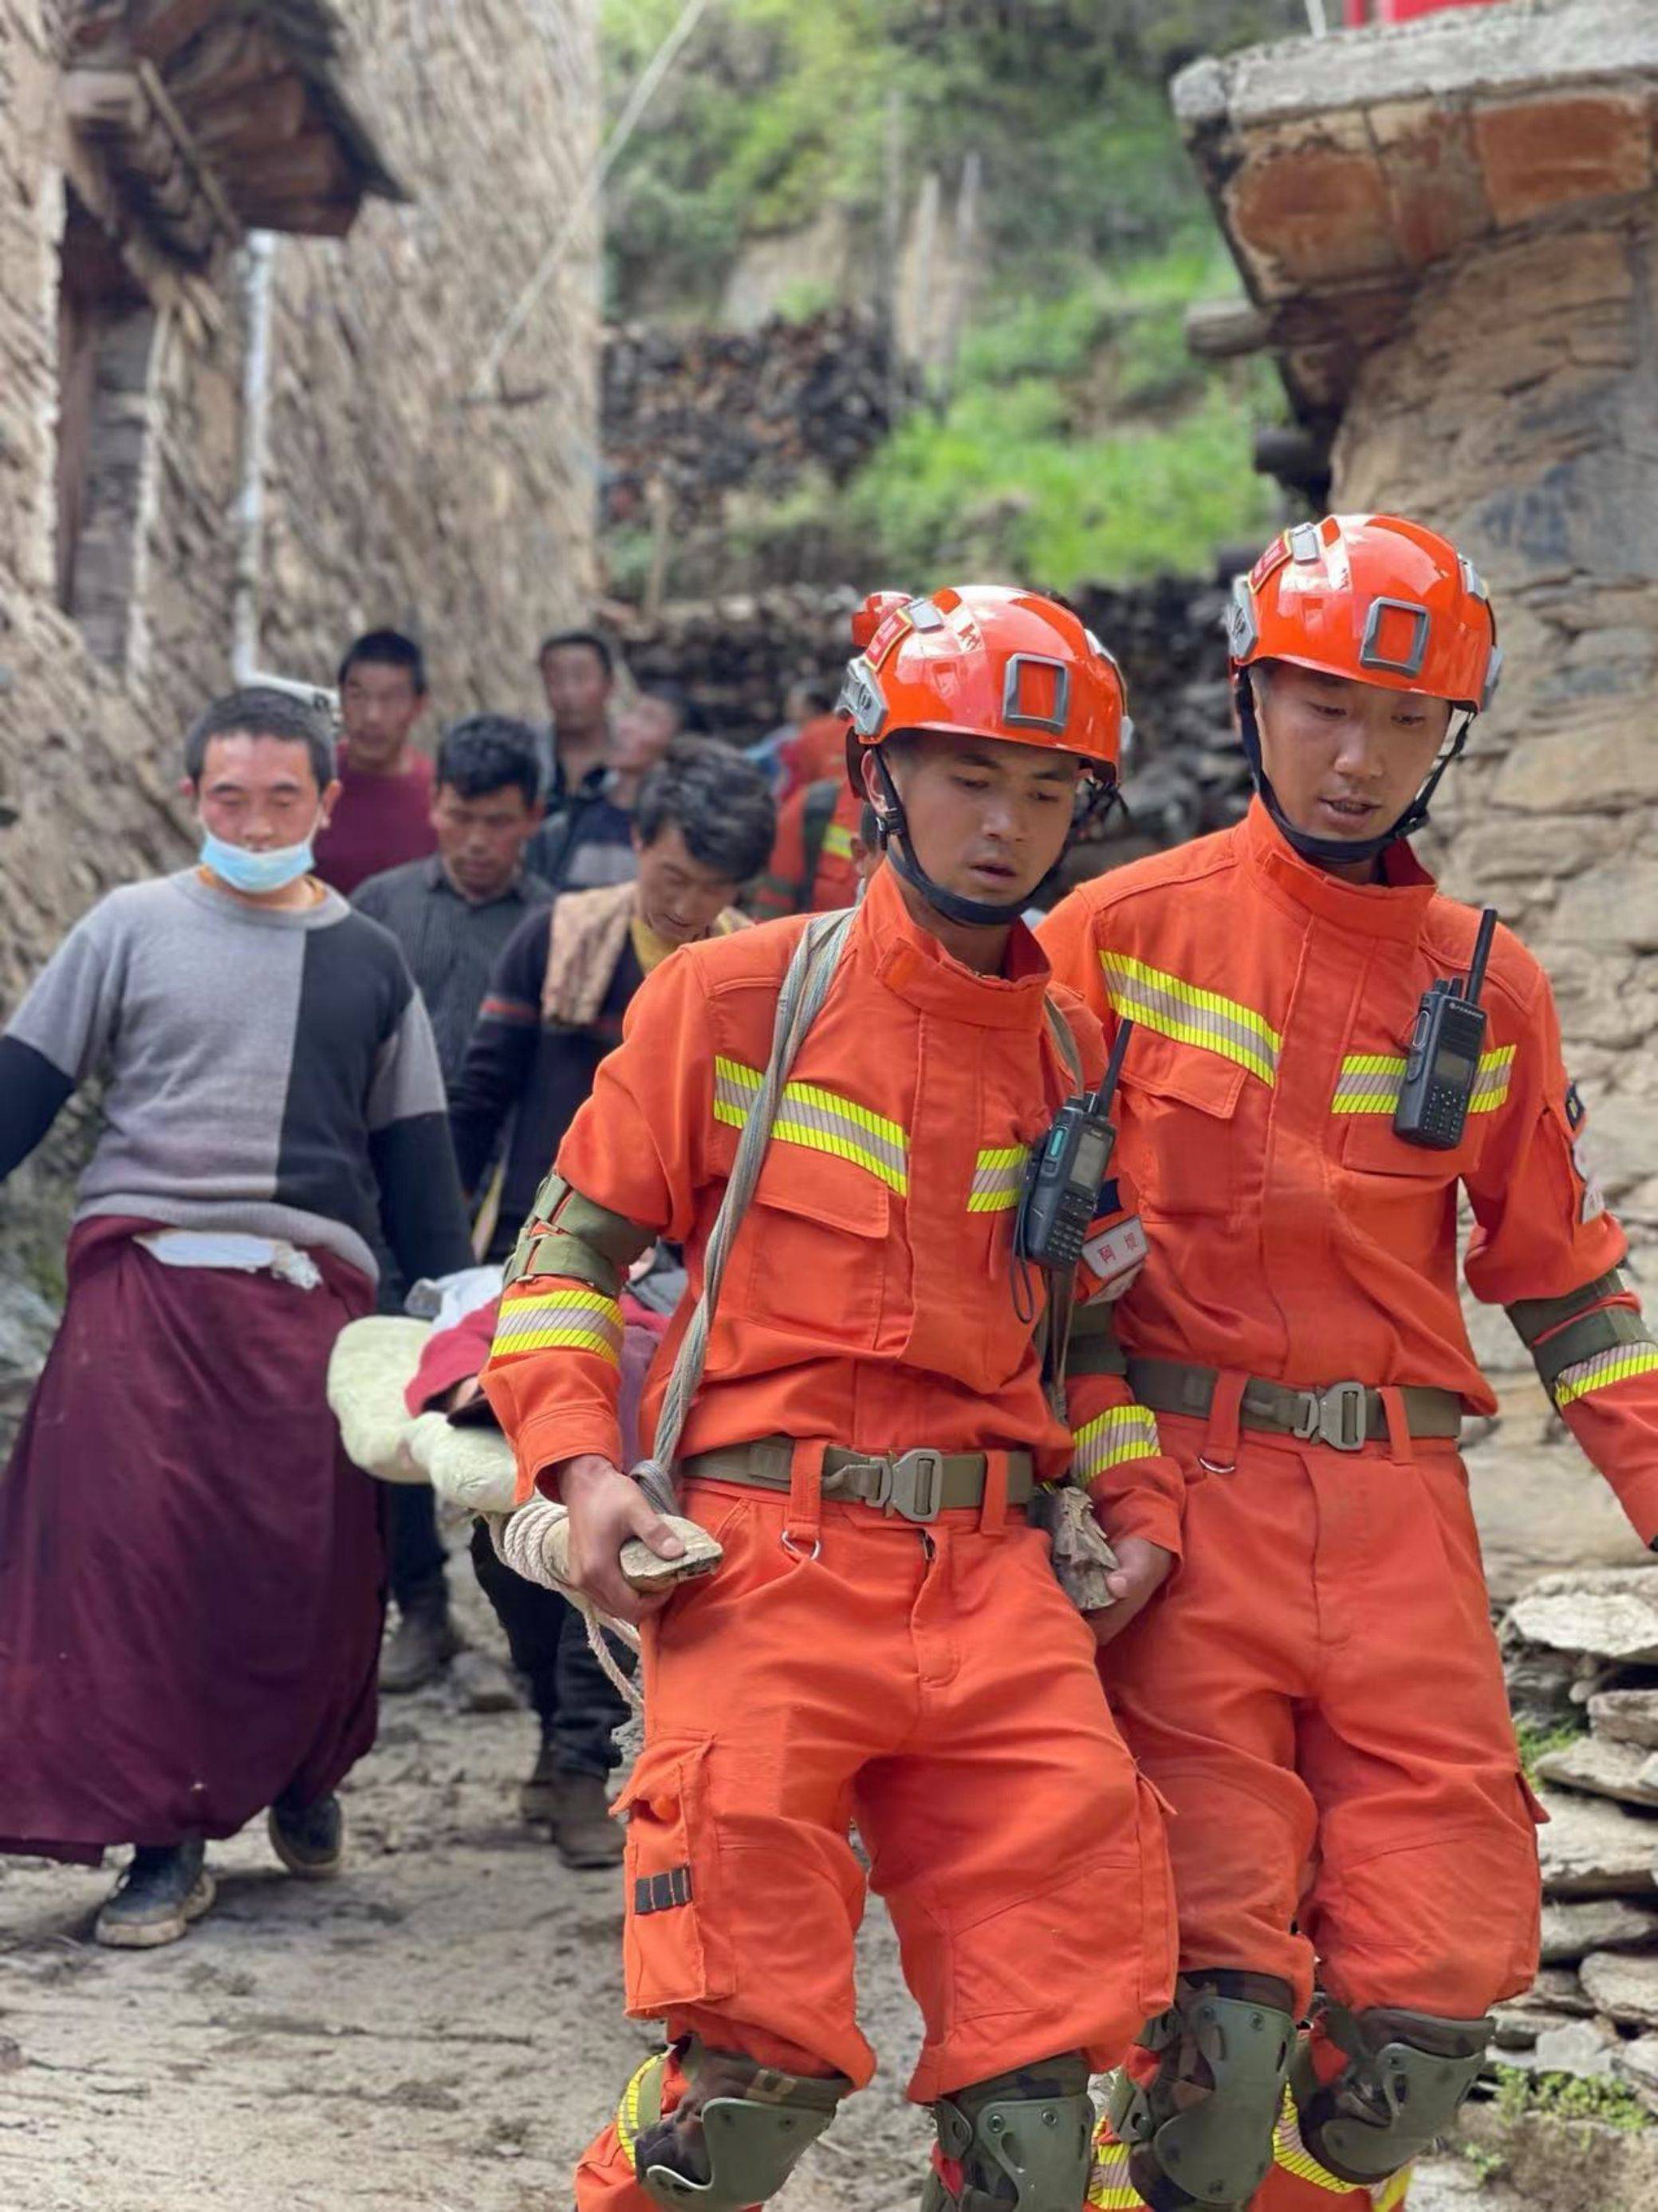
[0,1217,380,1863]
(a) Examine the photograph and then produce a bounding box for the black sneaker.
[268,1789,345,1879]
[94,1842,215,1950]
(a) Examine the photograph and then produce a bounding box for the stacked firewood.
[601,311,916,534]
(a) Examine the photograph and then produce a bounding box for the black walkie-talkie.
[1392,907,1497,1151]
[1015,1019,1134,1272]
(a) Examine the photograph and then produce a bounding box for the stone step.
[1535,1784,1658,1897]
[1589,1688,1658,1749]
[1542,1895,1658,1964]
[1536,1733,1658,1808]
[1510,1571,1658,1665]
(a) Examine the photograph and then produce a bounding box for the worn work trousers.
[467,1518,632,1776]
[577,1471,1176,2212]
[1092,1410,1542,2212]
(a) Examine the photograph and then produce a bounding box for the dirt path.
[0,1571,1518,2212]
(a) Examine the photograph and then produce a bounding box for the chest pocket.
[1119,1036,1248,1220]
[1340,1106,1485,1187]
[736,1140,890,1351]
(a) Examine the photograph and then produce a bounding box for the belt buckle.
[880,1449,945,1523]
[1304,1380,1368,1453]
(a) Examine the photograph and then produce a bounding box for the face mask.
[199,827,317,896]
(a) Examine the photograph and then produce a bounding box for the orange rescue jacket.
[1038,798,1658,1542]
[483,863,1183,1553]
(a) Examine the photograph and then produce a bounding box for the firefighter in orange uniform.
[748,777,864,920]
[1039,515,1658,2212]
[483,587,1181,2212]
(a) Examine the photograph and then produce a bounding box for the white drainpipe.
[231,230,277,681]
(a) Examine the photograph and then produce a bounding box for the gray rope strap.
[634,906,857,1506]
[493,909,857,1702]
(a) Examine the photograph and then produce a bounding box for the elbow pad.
[1506,1268,1658,1402]
[504,1171,655,1299]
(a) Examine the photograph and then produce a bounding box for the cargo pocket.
[1120,1038,1249,1223]
[614,1736,736,2015]
[1134,1774,1180,2017]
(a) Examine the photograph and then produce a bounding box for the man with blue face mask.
[0,686,474,1948]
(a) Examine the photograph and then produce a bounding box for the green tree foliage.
[602,0,1303,586]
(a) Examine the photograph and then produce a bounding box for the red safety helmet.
[1228,513,1500,714]
[839,586,1128,779]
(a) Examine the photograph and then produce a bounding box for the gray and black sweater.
[0,871,474,1286]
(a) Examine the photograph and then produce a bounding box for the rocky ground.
[0,1550,1533,2212]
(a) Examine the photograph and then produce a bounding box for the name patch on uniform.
[1081,1213,1148,1301]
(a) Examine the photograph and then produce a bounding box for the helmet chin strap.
[1233,673,1469,870]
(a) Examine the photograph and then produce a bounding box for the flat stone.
[1537,1734,1658,1809]
[1491,724,1658,814]
[1580,1949,1658,2031]
[1510,1572,1658,1664]
[1553,864,1658,954]
[1493,2001,1582,2050]
[1614,2033,1658,2112]
[1535,1785,1658,1897]
[1502,2015,1621,2077]
[1590,1692,1658,1752]
[1542,1895,1658,1964]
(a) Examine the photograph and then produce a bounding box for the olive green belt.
[679,1439,1038,1524]
[1125,1358,1463,1453]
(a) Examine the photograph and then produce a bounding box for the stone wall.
[1331,210,1658,1584]
[0,0,598,1295]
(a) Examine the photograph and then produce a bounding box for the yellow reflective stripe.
[712,1055,911,1196]
[1332,1051,1408,1114]
[1470,1042,1516,1112]
[1556,1342,1658,1407]
[970,1143,1028,1213]
[615,2055,657,2159]
[1101,949,1280,1086]
[1333,1044,1515,1115]
[492,1287,624,1364]
[1074,1404,1160,1481]
[1271,2088,1355,2194]
[822,821,854,860]
[1086,2134,1137,2211]
[1374,2170,1412,2212]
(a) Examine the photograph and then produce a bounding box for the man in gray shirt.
[353,714,549,1690]
[0,687,473,1949]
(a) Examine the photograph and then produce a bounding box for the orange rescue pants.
[1090,1410,1543,2212]
[577,1475,1176,2212]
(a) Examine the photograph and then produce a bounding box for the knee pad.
[927,2053,1093,2212]
[1105,1971,1297,2211]
[629,2040,849,2212]
[1290,2005,1491,2186]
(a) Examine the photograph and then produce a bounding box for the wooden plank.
[233,192,358,237]
[1184,295,1273,360]
[226,132,352,202]
[127,0,223,67]
[187,74,308,155]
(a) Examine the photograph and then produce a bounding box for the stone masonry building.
[1,0,599,1018]
[0,0,598,1322]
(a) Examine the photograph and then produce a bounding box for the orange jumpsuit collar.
[859,857,1054,1031]
[1241,796,1436,944]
